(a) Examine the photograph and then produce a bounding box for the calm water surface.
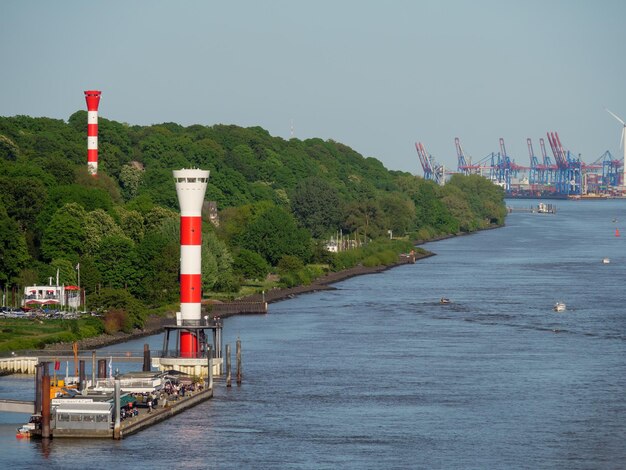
[1,199,625,469]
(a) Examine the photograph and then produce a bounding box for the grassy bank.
[0,316,104,353]
[0,240,428,353]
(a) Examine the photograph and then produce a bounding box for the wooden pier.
[210,301,267,316]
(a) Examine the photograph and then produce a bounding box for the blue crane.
[415,142,444,185]
[546,131,581,196]
[597,150,620,189]
[490,138,522,192]
[527,138,540,186]
[539,138,555,185]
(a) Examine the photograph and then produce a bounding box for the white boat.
[536,202,555,214]
[440,297,451,304]
[553,302,566,312]
[16,415,40,438]
[602,257,610,264]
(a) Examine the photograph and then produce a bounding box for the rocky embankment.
[240,250,434,305]
[44,250,435,352]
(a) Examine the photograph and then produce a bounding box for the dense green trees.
[446,174,507,226]
[0,204,29,285]
[291,177,342,238]
[134,226,179,305]
[0,112,506,329]
[237,205,312,265]
[94,235,139,290]
[201,230,235,292]
[40,203,87,262]
[233,249,270,280]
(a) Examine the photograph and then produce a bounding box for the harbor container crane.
[597,150,621,190]
[539,138,555,185]
[527,138,540,187]
[580,153,603,194]
[415,142,433,180]
[546,131,582,196]
[455,137,482,175]
[490,138,523,192]
[415,142,444,185]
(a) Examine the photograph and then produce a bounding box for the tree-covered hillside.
[0,112,506,330]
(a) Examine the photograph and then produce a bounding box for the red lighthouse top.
[84,90,102,111]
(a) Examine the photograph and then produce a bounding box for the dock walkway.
[120,386,213,438]
[33,385,214,439]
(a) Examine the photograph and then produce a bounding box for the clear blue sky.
[2,0,625,174]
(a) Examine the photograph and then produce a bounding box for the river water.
[1,199,625,469]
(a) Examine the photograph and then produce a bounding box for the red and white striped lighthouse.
[84,90,101,176]
[174,169,210,357]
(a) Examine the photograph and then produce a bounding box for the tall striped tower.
[174,169,210,357]
[84,90,101,176]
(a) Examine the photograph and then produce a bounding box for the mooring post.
[41,374,51,439]
[72,342,78,376]
[236,337,242,386]
[79,360,85,391]
[34,363,43,414]
[143,343,151,372]
[226,344,231,387]
[97,359,107,379]
[113,378,121,440]
[91,350,96,387]
[206,345,213,390]
[215,319,222,358]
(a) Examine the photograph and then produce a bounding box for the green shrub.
[332,250,360,270]
[362,255,382,267]
[416,227,435,241]
[233,249,270,280]
[277,255,305,274]
[213,272,241,293]
[279,272,298,288]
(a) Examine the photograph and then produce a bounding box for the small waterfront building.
[22,283,81,310]
[51,392,119,435]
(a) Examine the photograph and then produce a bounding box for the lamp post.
[76,263,81,312]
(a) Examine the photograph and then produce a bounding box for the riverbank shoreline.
[43,252,434,352]
[43,224,502,352]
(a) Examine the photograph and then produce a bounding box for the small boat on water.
[15,428,32,439]
[15,415,40,439]
[440,297,451,304]
[536,202,556,214]
[602,257,610,264]
[553,302,566,312]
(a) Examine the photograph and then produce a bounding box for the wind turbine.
[606,108,626,190]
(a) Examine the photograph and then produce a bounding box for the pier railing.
[209,301,268,316]
[1,349,217,363]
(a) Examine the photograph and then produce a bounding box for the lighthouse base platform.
[152,357,223,378]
